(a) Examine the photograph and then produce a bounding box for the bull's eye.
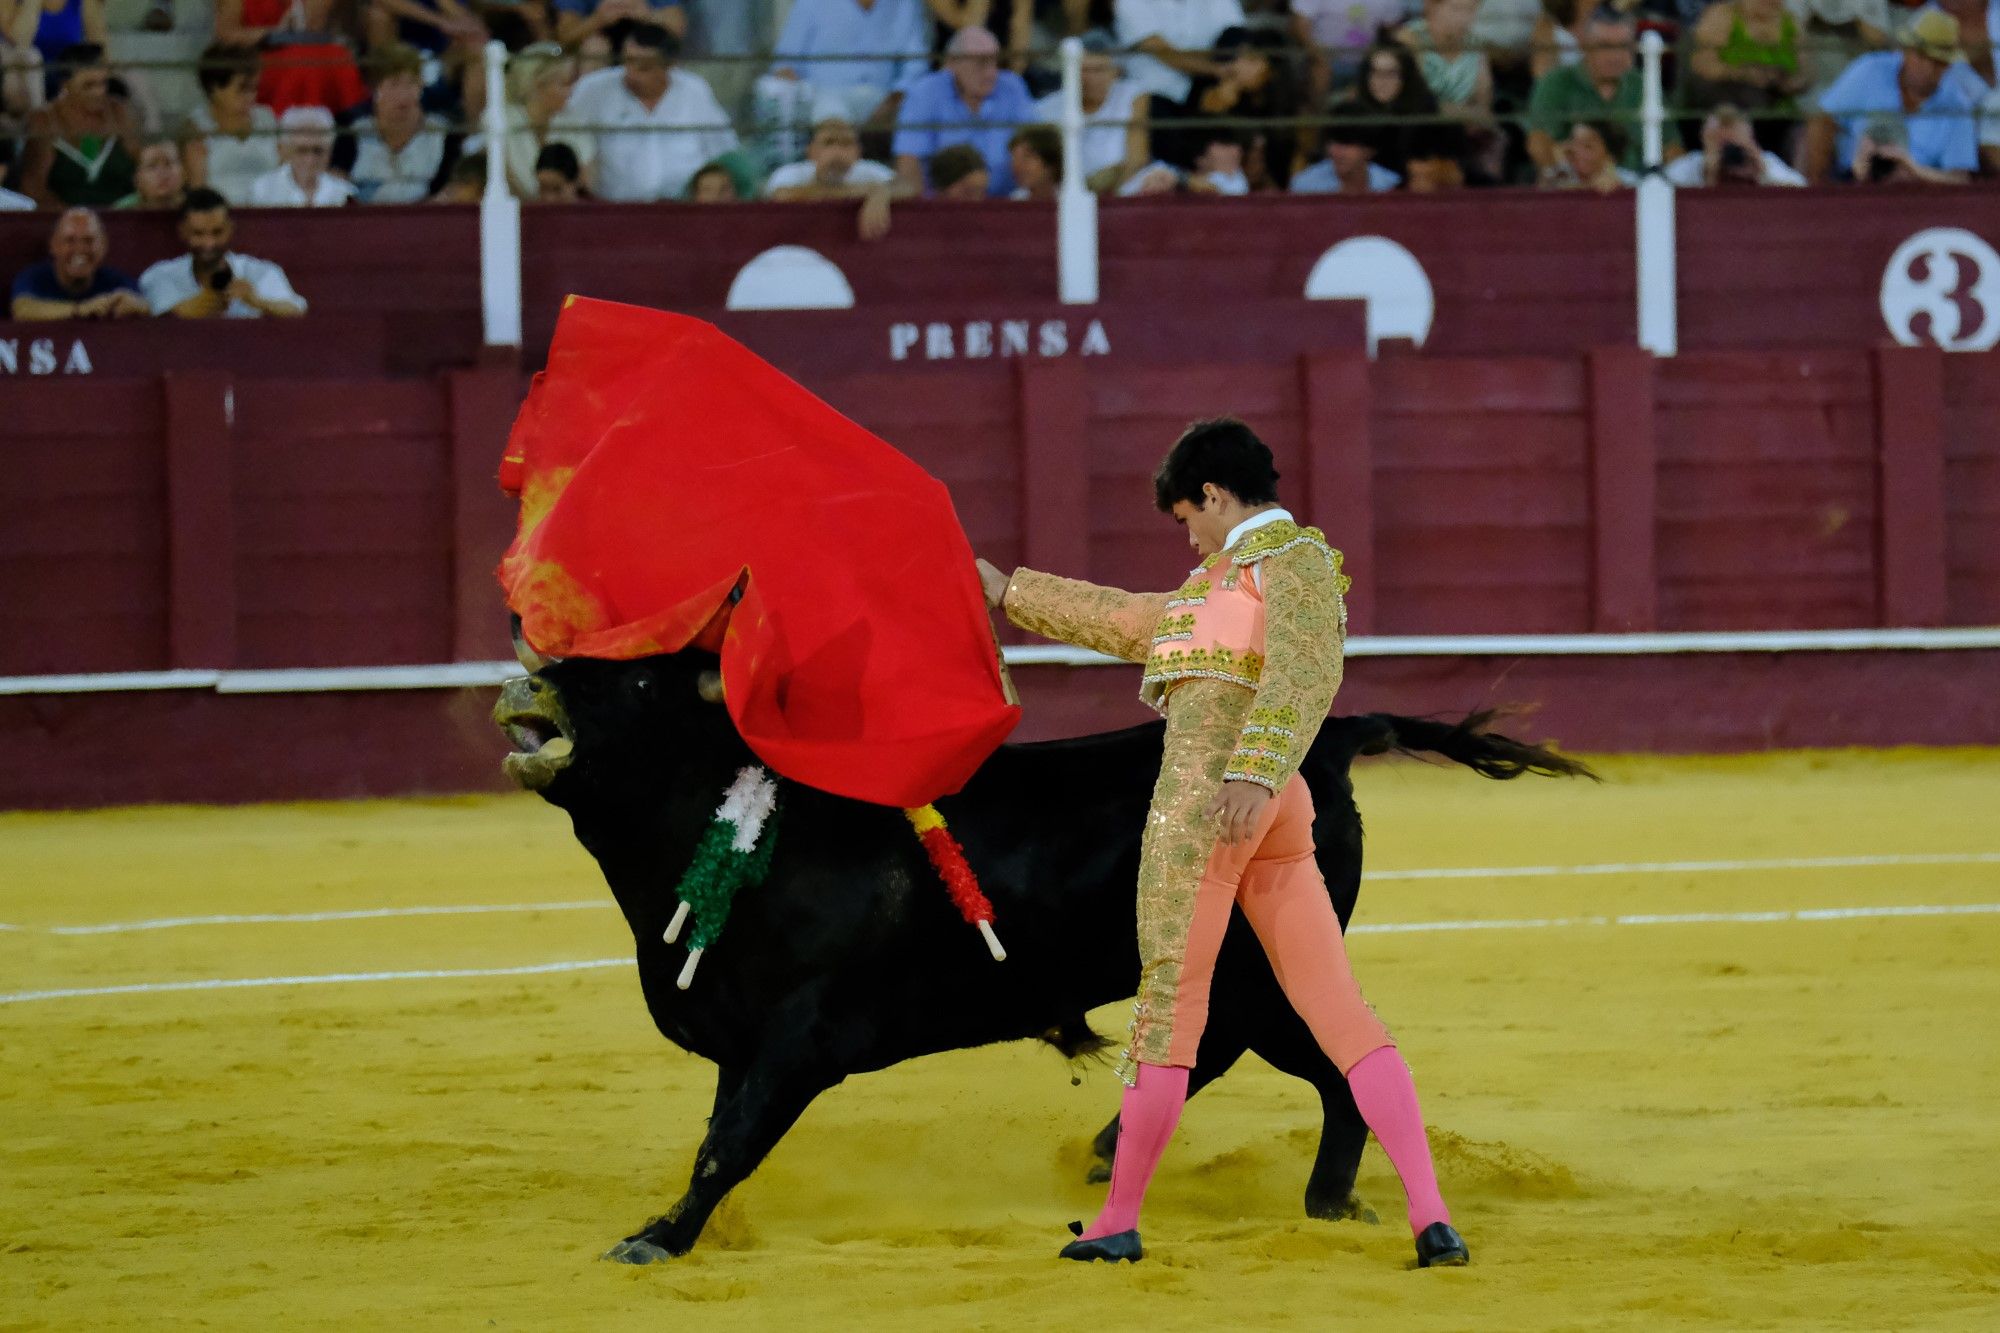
[631,674,654,695]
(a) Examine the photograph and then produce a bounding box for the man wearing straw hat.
[1803,9,1982,183]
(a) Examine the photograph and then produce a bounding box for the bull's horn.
[511,615,547,673]
[696,670,725,704]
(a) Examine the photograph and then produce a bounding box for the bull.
[493,647,1592,1262]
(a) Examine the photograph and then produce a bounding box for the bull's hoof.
[1308,1192,1380,1225]
[1085,1159,1112,1185]
[602,1237,676,1265]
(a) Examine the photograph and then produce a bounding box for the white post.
[1056,36,1099,305]
[1634,30,1677,357]
[479,39,522,348]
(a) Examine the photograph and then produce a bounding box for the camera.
[208,262,234,293]
[1867,153,1899,183]
[1718,143,1748,171]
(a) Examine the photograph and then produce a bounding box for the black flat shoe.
[1415,1221,1469,1268]
[1060,1221,1143,1263]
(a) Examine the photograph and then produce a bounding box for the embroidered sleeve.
[1002,568,1170,664]
[1225,542,1349,791]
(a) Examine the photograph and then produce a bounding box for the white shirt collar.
[1224,507,1293,554]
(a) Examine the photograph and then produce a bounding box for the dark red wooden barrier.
[8,188,1996,361]
[4,339,1994,683]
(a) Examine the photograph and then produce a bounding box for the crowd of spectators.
[4,0,2000,231]
[9,191,304,318]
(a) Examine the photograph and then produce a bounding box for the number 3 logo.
[1880,227,2000,351]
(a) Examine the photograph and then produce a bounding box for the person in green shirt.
[1527,6,1675,176]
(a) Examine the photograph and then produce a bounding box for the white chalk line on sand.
[3,901,1998,1008]
[4,851,1996,937]
[0,958,631,1006]
[41,900,610,936]
[1367,851,2000,881]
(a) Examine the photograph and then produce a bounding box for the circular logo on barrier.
[1879,227,2000,351]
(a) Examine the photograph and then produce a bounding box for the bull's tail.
[1310,709,1599,783]
[1039,1015,1116,1067]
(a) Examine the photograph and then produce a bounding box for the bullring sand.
[2,748,1997,1330]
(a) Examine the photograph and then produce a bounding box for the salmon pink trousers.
[1080,774,1452,1243]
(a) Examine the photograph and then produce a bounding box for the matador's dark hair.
[1152,417,1282,513]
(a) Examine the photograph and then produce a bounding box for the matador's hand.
[1205,780,1272,846]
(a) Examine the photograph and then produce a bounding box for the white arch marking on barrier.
[1302,236,1434,354]
[725,245,856,311]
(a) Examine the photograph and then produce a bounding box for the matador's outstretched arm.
[1002,568,1171,664]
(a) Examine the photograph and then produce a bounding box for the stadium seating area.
[3,0,1999,224]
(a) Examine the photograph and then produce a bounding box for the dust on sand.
[2,749,1996,1330]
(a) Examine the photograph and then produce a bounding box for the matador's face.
[1169,493,1236,559]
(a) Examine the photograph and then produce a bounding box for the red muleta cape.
[497,297,1020,808]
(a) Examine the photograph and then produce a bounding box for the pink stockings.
[1081,1049,1449,1240]
[1346,1046,1452,1235]
[1078,1063,1188,1240]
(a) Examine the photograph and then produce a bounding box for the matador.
[981,418,1469,1270]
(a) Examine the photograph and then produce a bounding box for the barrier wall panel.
[0,381,167,674]
[1084,365,1306,595]
[229,381,454,668]
[520,202,1056,350]
[1099,194,1636,355]
[812,368,1023,567]
[1942,356,2000,625]
[1655,354,1880,630]
[1367,357,1591,634]
[1677,188,2000,349]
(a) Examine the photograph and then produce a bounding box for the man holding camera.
[139,188,307,319]
[1663,105,1806,187]
[1802,10,1980,184]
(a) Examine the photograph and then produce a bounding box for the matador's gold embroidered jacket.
[1003,520,1350,791]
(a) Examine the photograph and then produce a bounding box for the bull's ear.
[696,670,725,704]
[511,615,548,673]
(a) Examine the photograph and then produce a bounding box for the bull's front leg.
[605,1055,832,1263]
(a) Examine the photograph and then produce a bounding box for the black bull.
[493,650,1591,1262]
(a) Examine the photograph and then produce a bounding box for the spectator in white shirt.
[247,106,356,208]
[557,22,738,201]
[182,42,280,207]
[765,116,908,240]
[484,42,592,198]
[1664,104,1808,186]
[1032,32,1152,192]
[343,43,459,204]
[1115,0,1246,104]
[139,189,307,319]
[1290,102,1403,192]
[765,116,901,195]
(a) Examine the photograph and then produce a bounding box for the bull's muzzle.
[493,674,576,791]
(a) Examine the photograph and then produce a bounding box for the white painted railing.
[1056,36,1099,305]
[1635,30,1677,357]
[6,629,1998,696]
[479,40,522,348]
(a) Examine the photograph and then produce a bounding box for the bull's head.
[492,621,733,801]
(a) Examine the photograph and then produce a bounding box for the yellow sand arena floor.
[3,749,1997,1330]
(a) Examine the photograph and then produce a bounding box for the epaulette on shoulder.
[1230,520,1335,568]
[1230,521,1351,598]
